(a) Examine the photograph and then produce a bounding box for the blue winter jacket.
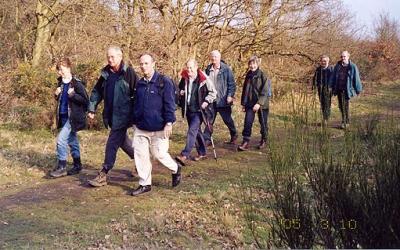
[205,62,236,108]
[329,61,362,99]
[132,71,176,131]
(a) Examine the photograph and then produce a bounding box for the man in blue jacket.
[329,51,363,129]
[87,46,138,187]
[204,50,238,145]
[130,53,182,196]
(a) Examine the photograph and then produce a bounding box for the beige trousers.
[133,127,178,186]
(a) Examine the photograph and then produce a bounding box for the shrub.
[244,117,400,248]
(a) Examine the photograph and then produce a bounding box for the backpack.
[156,74,179,106]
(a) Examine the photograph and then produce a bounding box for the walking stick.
[201,109,217,162]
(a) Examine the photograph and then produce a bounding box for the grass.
[0,81,399,248]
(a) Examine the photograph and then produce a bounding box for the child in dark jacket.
[238,56,271,151]
[50,57,89,178]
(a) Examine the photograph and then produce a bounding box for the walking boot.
[257,139,267,149]
[175,155,189,166]
[224,134,238,145]
[237,141,250,151]
[88,170,107,187]
[50,160,67,178]
[131,185,152,196]
[193,155,207,161]
[172,163,182,187]
[67,157,82,175]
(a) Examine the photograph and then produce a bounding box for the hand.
[253,104,261,112]
[242,106,246,112]
[55,87,62,96]
[201,102,208,109]
[164,123,173,138]
[88,112,95,119]
[227,96,233,104]
[67,87,75,96]
[180,90,185,96]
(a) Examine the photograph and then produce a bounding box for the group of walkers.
[313,51,363,129]
[49,46,362,196]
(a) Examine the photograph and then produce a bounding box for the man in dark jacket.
[312,55,334,126]
[50,57,89,178]
[238,56,270,151]
[204,50,238,145]
[329,51,363,129]
[87,46,138,187]
[175,59,216,165]
[130,53,182,196]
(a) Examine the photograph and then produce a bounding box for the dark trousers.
[103,127,135,172]
[181,112,206,157]
[337,90,350,124]
[204,106,237,142]
[242,108,269,142]
[317,85,332,120]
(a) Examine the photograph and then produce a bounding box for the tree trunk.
[31,0,61,67]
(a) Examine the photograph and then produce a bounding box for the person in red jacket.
[175,59,216,165]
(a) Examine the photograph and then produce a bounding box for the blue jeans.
[242,108,269,142]
[181,112,206,157]
[204,106,237,142]
[56,120,80,161]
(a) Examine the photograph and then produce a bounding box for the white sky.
[342,0,400,34]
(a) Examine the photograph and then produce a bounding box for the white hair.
[210,50,221,58]
[186,58,198,67]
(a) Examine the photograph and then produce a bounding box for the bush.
[11,63,56,107]
[244,117,400,248]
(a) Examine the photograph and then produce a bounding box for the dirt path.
[0,140,256,211]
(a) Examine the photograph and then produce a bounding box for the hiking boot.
[238,141,250,151]
[175,155,188,166]
[340,122,346,129]
[88,170,107,187]
[257,140,267,149]
[193,155,207,161]
[67,157,82,175]
[172,163,182,187]
[50,160,67,178]
[224,134,238,145]
[131,185,151,196]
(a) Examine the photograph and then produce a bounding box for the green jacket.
[241,68,270,109]
[88,62,138,130]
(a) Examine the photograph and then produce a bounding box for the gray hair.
[248,55,261,65]
[210,50,221,58]
[341,51,350,57]
[320,55,329,60]
[107,46,123,56]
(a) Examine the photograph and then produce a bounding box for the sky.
[342,0,400,34]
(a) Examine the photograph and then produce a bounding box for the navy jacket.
[313,66,334,89]
[132,71,176,131]
[88,62,138,130]
[205,62,236,108]
[241,69,270,109]
[329,61,363,99]
[55,77,89,132]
